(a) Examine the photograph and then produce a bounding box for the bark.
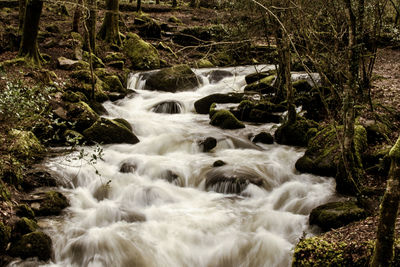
[84,0,97,52]
[72,0,83,33]
[370,136,400,267]
[98,0,121,45]
[18,0,27,34]
[18,0,43,66]
[137,0,141,12]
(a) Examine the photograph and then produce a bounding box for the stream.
[36,66,335,266]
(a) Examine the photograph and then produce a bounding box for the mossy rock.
[195,59,214,68]
[62,90,88,103]
[12,217,38,238]
[274,118,318,147]
[0,180,10,200]
[8,231,52,261]
[113,118,132,131]
[168,16,182,23]
[68,79,109,102]
[63,129,85,145]
[210,109,245,129]
[293,79,313,93]
[253,132,273,144]
[244,75,275,93]
[83,51,105,69]
[83,117,140,144]
[0,221,10,253]
[123,33,160,70]
[309,201,366,231]
[16,204,35,219]
[104,52,125,63]
[245,70,276,84]
[194,93,243,114]
[364,120,390,144]
[101,75,125,93]
[57,57,89,70]
[70,69,94,83]
[32,191,69,216]
[9,130,45,159]
[144,64,199,93]
[64,101,99,131]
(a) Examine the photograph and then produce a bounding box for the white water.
[39,66,335,267]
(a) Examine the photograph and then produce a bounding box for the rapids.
[31,66,336,266]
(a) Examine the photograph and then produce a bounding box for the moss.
[275,118,318,147]
[101,75,125,93]
[83,117,140,144]
[13,217,38,237]
[0,180,10,200]
[9,130,45,159]
[210,109,245,129]
[123,33,160,70]
[168,16,182,23]
[194,93,243,114]
[8,231,52,261]
[62,90,88,103]
[293,79,313,93]
[309,201,367,231]
[113,118,132,131]
[65,101,99,131]
[16,204,35,219]
[354,125,368,167]
[0,58,26,70]
[244,75,275,93]
[104,52,125,63]
[196,59,214,68]
[389,136,400,160]
[83,51,105,69]
[34,191,69,216]
[0,221,11,252]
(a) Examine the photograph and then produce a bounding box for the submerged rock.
[199,137,217,152]
[83,117,139,144]
[161,170,183,186]
[252,132,273,144]
[207,69,233,83]
[194,93,243,114]
[8,231,52,261]
[144,65,199,93]
[309,201,367,231]
[119,162,137,173]
[152,101,182,114]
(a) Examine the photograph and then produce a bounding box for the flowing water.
[36,66,334,267]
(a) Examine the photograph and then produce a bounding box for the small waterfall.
[36,65,335,267]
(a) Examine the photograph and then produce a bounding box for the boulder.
[57,57,89,70]
[274,118,318,147]
[83,52,105,69]
[119,162,136,173]
[65,101,99,131]
[104,52,125,63]
[9,130,45,158]
[293,79,312,93]
[210,109,245,130]
[8,231,52,261]
[145,65,199,92]
[12,217,38,238]
[244,75,276,94]
[205,167,264,194]
[21,169,58,191]
[101,75,125,93]
[83,117,140,144]
[161,170,182,186]
[199,137,217,152]
[245,70,275,84]
[207,69,233,83]
[16,204,35,219]
[213,160,226,167]
[152,101,182,114]
[309,201,367,231]
[138,18,162,39]
[62,90,88,103]
[113,118,132,131]
[196,59,214,68]
[31,191,69,216]
[123,33,160,70]
[108,61,124,69]
[194,93,243,114]
[253,132,273,144]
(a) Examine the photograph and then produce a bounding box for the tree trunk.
[370,136,400,267]
[18,0,27,34]
[72,0,83,33]
[98,0,121,45]
[137,0,141,12]
[19,0,43,66]
[84,0,97,52]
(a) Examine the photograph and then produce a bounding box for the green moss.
[354,125,368,167]
[210,109,245,129]
[83,51,105,69]
[62,90,88,103]
[16,204,35,219]
[113,118,132,131]
[123,33,160,70]
[14,217,38,237]
[389,136,400,160]
[101,75,125,93]
[104,52,125,63]
[244,75,275,92]
[196,59,214,68]
[9,130,45,159]
[0,221,11,252]
[8,231,52,261]
[34,191,69,216]
[65,101,99,131]
[275,118,318,147]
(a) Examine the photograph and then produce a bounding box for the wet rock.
[199,137,217,152]
[8,231,52,261]
[16,204,35,219]
[107,92,127,101]
[207,69,233,83]
[12,217,38,239]
[309,201,367,231]
[161,170,182,186]
[22,169,58,191]
[31,191,69,216]
[120,162,137,173]
[210,109,245,130]
[113,118,132,131]
[56,101,99,132]
[244,75,275,94]
[83,117,139,144]
[194,93,243,114]
[144,65,199,93]
[253,132,273,144]
[213,160,226,167]
[9,130,45,159]
[57,57,89,70]
[275,118,318,147]
[152,101,182,114]
[123,33,160,70]
[245,70,274,84]
[205,167,264,194]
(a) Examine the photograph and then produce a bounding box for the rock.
[0,221,10,252]
[210,109,245,129]
[45,24,60,33]
[244,75,276,94]
[138,18,162,39]
[194,93,243,114]
[57,57,89,70]
[274,118,318,147]
[207,69,233,83]
[199,137,217,152]
[363,120,390,144]
[12,217,38,239]
[205,167,264,194]
[104,52,125,63]
[113,118,132,131]
[295,125,367,179]
[83,117,140,144]
[9,130,45,158]
[245,70,275,84]
[108,60,124,69]
[293,79,312,93]
[16,204,35,219]
[196,59,214,68]
[309,201,367,231]
[62,90,88,103]
[62,130,85,145]
[101,75,125,93]
[144,65,199,92]
[83,51,105,68]
[213,160,226,167]
[253,132,273,144]
[61,101,99,131]
[247,109,280,123]
[119,162,136,173]
[107,92,127,102]
[123,33,160,70]
[21,169,58,191]
[31,191,69,216]
[152,101,182,114]
[161,170,182,186]
[8,231,52,261]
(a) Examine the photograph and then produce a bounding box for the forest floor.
[0,1,400,265]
